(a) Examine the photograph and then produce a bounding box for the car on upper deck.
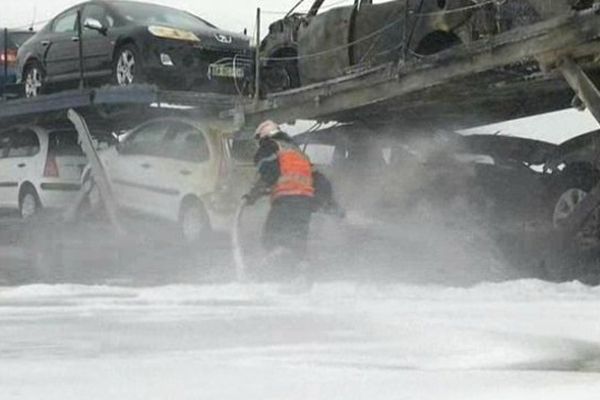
[16,0,254,98]
[259,0,592,93]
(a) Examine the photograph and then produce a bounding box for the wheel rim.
[25,67,43,98]
[181,206,205,243]
[21,193,38,219]
[116,49,136,86]
[553,188,588,228]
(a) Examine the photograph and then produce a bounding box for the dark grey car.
[16,0,254,97]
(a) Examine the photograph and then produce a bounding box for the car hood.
[190,27,252,53]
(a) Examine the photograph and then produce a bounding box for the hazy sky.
[2,0,343,32]
[3,0,599,140]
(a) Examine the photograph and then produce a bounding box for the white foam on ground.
[1,280,599,399]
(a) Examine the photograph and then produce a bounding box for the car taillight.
[44,155,59,177]
[0,50,17,65]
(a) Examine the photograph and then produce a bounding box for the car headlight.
[148,26,201,42]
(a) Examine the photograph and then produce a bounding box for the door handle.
[41,40,51,47]
[140,163,151,169]
[180,170,192,176]
[71,36,80,42]
[17,163,26,168]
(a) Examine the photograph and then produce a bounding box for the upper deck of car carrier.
[2,6,600,137]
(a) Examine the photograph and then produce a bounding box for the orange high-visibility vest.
[272,140,315,200]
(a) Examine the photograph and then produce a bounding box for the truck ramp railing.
[234,7,600,128]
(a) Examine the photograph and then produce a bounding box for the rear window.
[49,130,84,156]
[6,129,40,157]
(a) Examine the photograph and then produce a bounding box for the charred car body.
[260,0,594,92]
[16,0,254,97]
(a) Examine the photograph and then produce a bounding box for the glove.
[243,187,266,205]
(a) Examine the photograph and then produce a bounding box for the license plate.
[208,64,244,79]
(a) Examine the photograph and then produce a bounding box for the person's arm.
[244,140,280,205]
[254,139,280,187]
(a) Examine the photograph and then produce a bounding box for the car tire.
[551,164,599,228]
[23,60,45,98]
[264,59,300,93]
[179,199,210,244]
[113,44,145,86]
[19,186,42,219]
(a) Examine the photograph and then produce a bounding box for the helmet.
[255,120,280,139]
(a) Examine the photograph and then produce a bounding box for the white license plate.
[208,64,245,79]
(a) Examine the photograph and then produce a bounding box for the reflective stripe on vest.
[272,141,314,200]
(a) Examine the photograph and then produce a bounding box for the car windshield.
[112,2,216,30]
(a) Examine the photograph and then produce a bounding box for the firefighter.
[243,120,315,279]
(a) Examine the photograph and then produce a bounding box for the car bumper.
[38,182,82,209]
[142,42,254,94]
[0,68,17,94]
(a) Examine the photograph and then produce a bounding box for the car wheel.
[551,164,599,228]
[23,61,45,98]
[553,188,588,227]
[113,44,144,86]
[551,164,600,251]
[264,60,300,93]
[19,186,42,219]
[179,199,210,244]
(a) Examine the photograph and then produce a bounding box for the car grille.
[183,49,253,71]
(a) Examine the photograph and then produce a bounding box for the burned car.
[260,0,593,92]
[294,126,600,231]
[17,0,254,97]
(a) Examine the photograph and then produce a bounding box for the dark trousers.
[263,196,313,261]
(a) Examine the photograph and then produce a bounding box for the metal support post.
[560,57,600,124]
[76,10,85,89]
[3,28,8,100]
[254,7,261,105]
[67,109,125,236]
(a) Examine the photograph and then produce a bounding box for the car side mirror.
[84,18,107,35]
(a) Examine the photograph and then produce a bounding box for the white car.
[0,125,87,218]
[85,117,257,242]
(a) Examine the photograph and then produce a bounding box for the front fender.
[15,51,39,83]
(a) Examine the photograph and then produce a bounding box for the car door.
[110,120,170,216]
[44,8,81,81]
[0,131,17,208]
[0,129,41,208]
[143,121,217,221]
[81,3,115,78]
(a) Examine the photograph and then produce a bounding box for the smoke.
[2,125,538,288]
[304,128,522,286]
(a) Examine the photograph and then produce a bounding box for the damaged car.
[259,0,593,92]
[17,0,254,97]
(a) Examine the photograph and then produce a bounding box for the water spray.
[232,200,248,282]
